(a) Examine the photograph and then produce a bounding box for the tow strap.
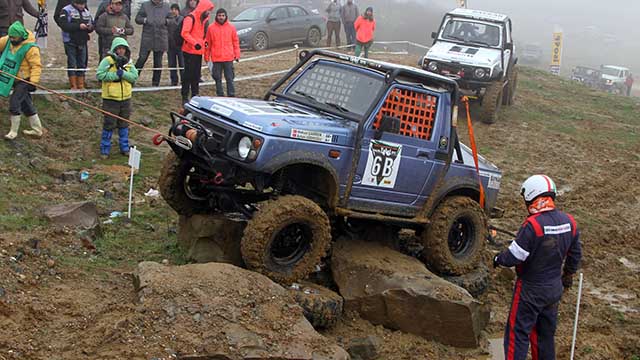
[461,96,485,209]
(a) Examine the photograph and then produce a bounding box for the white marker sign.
[128,146,141,219]
[362,140,403,188]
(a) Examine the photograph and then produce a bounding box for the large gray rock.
[43,201,99,229]
[177,215,245,266]
[331,239,489,348]
[135,261,349,360]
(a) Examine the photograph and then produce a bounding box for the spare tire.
[241,195,331,284]
[421,196,487,276]
[158,152,208,216]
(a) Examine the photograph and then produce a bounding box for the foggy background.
[365,0,639,76]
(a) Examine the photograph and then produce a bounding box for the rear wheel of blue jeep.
[421,196,487,276]
[241,195,331,284]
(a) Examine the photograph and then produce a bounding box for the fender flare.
[262,150,340,207]
[425,176,483,217]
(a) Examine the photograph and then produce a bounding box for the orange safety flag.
[462,96,485,209]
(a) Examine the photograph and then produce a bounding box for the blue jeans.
[211,61,235,97]
[168,47,185,86]
[64,42,88,77]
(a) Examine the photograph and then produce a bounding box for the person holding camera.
[96,37,138,159]
[58,0,94,90]
[95,0,133,59]
[0,21,43,139]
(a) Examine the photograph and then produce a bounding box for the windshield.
[441,19,501,47]
[602,67,622,77]
[574,67,598,76]
[233,7,270,21]
[285,61,384,118]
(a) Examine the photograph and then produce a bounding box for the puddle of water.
[588,286,638,313]
[619,257,639,272]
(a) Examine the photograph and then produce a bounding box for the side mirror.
[374,115,401,140]
[505,43,513,50]
[266,16,276,22]
[431,31,437,39]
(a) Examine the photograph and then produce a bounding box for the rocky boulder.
[331,239,489,348]
[43,201,99,229]
[177,215,245,266]
[135,261,348,360]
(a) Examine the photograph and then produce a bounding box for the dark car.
[231,3,325,51]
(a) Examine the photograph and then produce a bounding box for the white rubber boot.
[23,114,43,137]
[4,115,21,140]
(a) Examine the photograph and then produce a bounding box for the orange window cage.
[373,88,437,140]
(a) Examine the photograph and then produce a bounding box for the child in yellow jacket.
[0,21,44,139]
[96,37,138,158]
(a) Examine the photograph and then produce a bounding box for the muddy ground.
[0,17,638,360]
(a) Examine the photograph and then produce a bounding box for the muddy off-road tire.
[158,152,207,216]
[288,281,343,329]
[443,264,490,298]
[421,196,487,276]
[503,67,518,106]
[480,83,503,124]
[241,195,331,284]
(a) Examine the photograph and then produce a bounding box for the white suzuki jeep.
[420,9,517,124]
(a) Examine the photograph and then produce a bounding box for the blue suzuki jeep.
[159,49,502,283]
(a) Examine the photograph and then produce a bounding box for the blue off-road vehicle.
[159,50,502,283]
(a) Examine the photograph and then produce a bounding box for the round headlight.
[474,68,486,79]
[427,61,439,72]
[238,136,252,159]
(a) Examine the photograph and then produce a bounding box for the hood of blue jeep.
[459,143,500,173]
[189,97,357,146]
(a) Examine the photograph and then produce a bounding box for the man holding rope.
[493,174,582,360]
[0,21,44,139]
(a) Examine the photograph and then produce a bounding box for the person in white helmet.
[493,174,582,360]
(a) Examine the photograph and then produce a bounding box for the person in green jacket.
[96,37,138,159]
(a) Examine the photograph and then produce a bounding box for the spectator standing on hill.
[95,0,133,59]
[493,174,582,360]
[625,73,634,97]
[325,0,341,47]
[0,21,44,139]
[94,0,131,58]
[134,0,171,87]
[167,3,184,86]
[354,6,374,58]
[180,0,213,107]
[0,0,39,36]
[58,0,93,90]
[340,0,358,46]
[204,8,239,97]
[96,37,138,159]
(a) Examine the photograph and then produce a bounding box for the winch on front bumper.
[165,112,272,217]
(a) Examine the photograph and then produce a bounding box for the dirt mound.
[134,261,348,359]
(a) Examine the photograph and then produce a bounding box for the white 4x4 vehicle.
[420,9,517,123]
[600,65,632,96]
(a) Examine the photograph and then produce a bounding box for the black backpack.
[174,14,194,48]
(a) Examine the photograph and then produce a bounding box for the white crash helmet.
[520,174,557,203]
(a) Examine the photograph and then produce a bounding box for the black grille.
[197,118,228,153]
[439,63,473,80]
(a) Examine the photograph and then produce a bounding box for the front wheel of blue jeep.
[421,196,487,276]
[241,195,331,284]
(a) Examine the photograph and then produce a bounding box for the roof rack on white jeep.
[447,8,509,23]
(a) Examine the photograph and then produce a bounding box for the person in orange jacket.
[354,6,375,58]
[204,8,239,97]
[180,0,213,106]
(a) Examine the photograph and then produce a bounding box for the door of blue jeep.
[348,85,445,214]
